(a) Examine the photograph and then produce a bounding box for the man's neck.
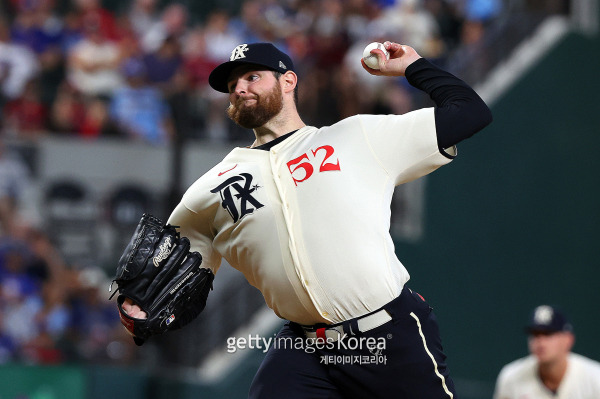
[538,356,568,393]
[250,110,305,148]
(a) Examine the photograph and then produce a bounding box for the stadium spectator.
[423,0,464,58]
[109,57,173,144]
[142,34,182,95]
[67,266,128,363]
[66,13,123,98]
[0,238,44,361]
[371,0,445,59]
[9,0,65,105]
[127,0,160,40]
[228,0,267,44]
[71,0,121,42]
[2,79,48,137]
[9,0,63,56]
[78,95,119,138]
[0,19,40,113]
[0,138,33,235]
[203,9,243,63]
[47,82,86,134]
[139,2,187,54]
[23,280,69,364]
[182,27,220,91]
[59,9,85,53]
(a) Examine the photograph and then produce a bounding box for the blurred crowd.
[0,0,512,366]
[0,0,507,145]
[1,137,136,365]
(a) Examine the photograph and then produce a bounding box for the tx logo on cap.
[533,305,554,325]
[230,44,249,61]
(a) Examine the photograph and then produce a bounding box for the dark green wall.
[0,365,147,399]
[395,29,600,397]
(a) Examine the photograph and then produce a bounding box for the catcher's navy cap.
[209,43,294,93]
[525,305,573,334]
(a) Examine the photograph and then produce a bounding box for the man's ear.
[565,332,575,351]
[282,71,297,95]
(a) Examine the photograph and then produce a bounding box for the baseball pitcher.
[116,40,493,398]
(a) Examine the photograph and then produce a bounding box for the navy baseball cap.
[525,305,573,334]
[208,43,294,93]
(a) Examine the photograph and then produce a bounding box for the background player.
[122,40,492,398]
[494,305,600,399]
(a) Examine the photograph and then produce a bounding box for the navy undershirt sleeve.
[405,58,493,150]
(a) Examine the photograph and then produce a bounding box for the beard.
[227,82,284,129]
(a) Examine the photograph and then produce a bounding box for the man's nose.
[232,80,247,95]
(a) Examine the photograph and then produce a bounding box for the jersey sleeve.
[493,364,515,399]
[356,108,455,185]
[167,200,222,275]
[405,57,493,150]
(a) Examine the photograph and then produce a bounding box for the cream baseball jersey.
[168,108,455,325]
[494,354,600,399]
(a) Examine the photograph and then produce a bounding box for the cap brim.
[525,326,560,334]
[209,60,277,93]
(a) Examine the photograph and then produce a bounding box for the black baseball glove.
[109,213,214,345]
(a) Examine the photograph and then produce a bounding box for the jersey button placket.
[271,146,329,322]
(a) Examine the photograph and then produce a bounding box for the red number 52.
[286,145,341,186]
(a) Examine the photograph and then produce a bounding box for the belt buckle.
[321,326,345,342]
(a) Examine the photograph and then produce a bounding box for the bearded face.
[227,78,284,129]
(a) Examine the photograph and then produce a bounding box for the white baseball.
[362,42,389,70]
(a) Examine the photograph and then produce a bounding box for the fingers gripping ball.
[362,42,389,70]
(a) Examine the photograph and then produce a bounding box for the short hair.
[273,71,299,104]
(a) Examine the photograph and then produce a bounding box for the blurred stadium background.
[0,0,598,397]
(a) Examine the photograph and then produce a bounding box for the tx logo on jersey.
[211,173,264,223]
[230,44,249,61]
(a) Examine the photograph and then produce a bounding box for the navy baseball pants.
[249,287,456,399]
